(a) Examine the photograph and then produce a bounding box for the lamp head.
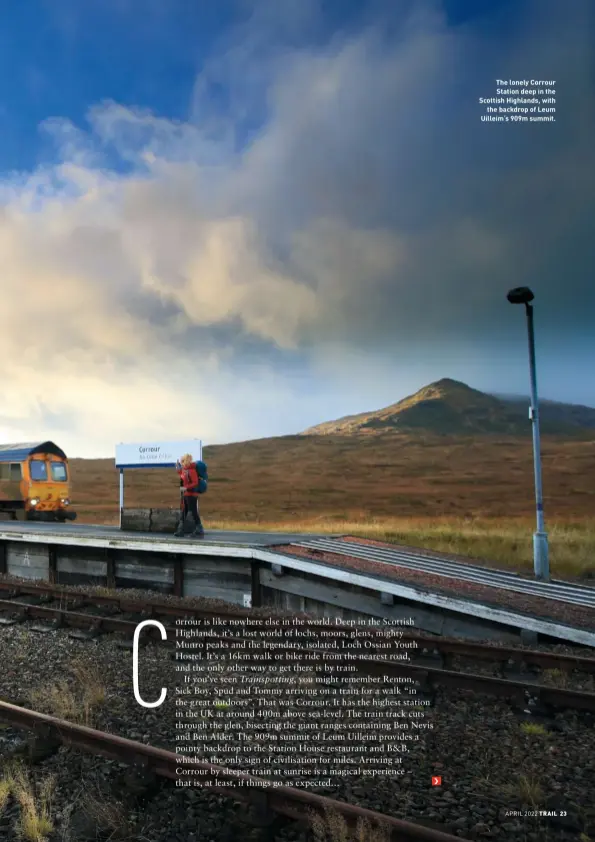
[507,286,535,305]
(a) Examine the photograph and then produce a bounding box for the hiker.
[174,453,205,538]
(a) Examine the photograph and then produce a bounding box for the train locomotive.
[0,441,77,522]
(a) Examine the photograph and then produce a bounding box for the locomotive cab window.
[50,461,68,482]
[29,460,48,481]
[0,463,22,481]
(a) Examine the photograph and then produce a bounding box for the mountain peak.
[301,379,595,437]
[411,378,485,399]
[427,377,468,389]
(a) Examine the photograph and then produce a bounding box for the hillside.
[301,379,595,437]
[63,378,595,528]
[59,379,595,579]
[69,432,595,526]
[494,395,595,430]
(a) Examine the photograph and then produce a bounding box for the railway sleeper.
[498,658,541,681]
[117,636,149,650]
[409,649,444,669]
[0,611,25,626]
[62,597,87,610]
[29,618,64,633]
[68,619,103,641]
[515,689,555,720]
[440,653,454,670]
[0,600,39,620]
[120,611,153,624]
[82,602,121,617]
[4,726,62,764]
[104,602,126,615]
[12,594,44,606]
[500,667,541,683]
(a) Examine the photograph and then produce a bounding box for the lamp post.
[506,286,549,581]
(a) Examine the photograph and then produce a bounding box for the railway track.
[0,699,465,842]
[1,580,594,714]
[2,581,593,841]
[294,538,595,608]
[2,577,595,662]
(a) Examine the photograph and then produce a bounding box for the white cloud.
[0,0,593,456]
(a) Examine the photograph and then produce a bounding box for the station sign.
[115,439,203,469]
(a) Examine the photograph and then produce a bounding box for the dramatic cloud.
[1,0,594,454]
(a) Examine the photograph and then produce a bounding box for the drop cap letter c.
[133,620,167,708]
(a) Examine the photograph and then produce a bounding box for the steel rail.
[2,598,594,711]
[0,598,164,637]
[1,581,595,675]
[0,700,465,842]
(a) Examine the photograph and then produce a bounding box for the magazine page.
[0,1,593,841]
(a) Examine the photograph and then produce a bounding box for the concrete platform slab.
[0,521,340,547]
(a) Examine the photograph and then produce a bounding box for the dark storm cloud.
[207,0,594,352]
[2,0,593,371]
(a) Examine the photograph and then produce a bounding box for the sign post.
[115,439,203,529]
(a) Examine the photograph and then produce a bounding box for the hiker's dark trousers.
[182,496,203,528]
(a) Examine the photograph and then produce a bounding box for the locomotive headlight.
[30,498,40,506]
[60,498,70,506]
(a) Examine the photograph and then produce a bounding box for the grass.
[203,515,594,578]
[0,763,55,841]
[65,432,595,578]
[516,774,545,808]
[541,668,568,688]
[57,781,145,842]
[309,808,390,842]
[519,722,548,737]
[499,773,545,809]
[0,776,10,812]
[79,793,135,840]
[28,659,106,726]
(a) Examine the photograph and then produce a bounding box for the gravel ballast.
[1,615,594,841]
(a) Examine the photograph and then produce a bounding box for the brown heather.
[70,431,595,580]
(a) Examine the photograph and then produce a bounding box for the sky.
[1,0,594,457]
